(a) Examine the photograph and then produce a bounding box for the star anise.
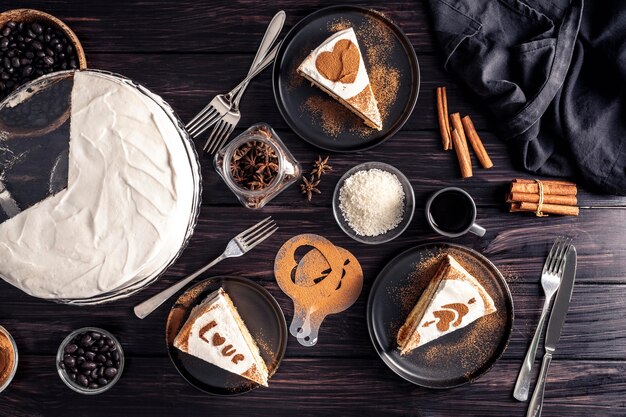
[311,155,332,179]
[230,139,279,191]
[300,175,321,202]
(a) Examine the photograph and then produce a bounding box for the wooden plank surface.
[1,0,625,416]
[2,357,625,417]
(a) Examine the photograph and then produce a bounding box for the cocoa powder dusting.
[301,16,401,137]
[389,248,510,377]
[0,330,15,385]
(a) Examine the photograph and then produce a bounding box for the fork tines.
[545,236,573,274]
[238,216,278,250]
[186,98,225,138]
[203,118,235,154]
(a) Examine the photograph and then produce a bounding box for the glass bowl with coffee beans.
[0,8,87,102]
[56,327,124,395]
[214,123,301,209]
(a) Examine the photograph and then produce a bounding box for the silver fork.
[203,11,285,154]
[185,42,281,139]
[513,236,572,401]
[133,217,278,319]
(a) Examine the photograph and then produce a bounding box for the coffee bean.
[105,360,113,367]
[70,372,77,382]
[31,40,43,50]
[10,57,20,68]
[0,39,8,49]
[104,367,118,379]
[77,375,88,387]
[90,332,102,340]
[91,369,99,380]
[85,351,96,361]
[80,334,93,347]
[2,27,11,37]
[112,351,120,361]
[6,21,16,29]
[63,356,76,368]
[81,361,96,370]
[96,354,106,363]
[31,23,43,34]
[97,378,108,386]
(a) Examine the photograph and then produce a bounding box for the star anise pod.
[300,175,321,202]
[311,155,333,179]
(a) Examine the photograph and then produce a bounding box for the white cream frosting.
[174,289,268,386]
[0,71,195,299]
[298,28,370,100]
[415,279,489,348]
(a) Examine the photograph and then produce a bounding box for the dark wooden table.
[1,1,625,416]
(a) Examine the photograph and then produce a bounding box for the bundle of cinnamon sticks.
[506,179,579,216]
[436,86,493,178]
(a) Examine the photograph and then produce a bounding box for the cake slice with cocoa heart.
[298,27,382,130]
[173,287,269,386]
[397,255,497,354]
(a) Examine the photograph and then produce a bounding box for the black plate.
[166,276,287,396]
[272,5,419,152]
[367,243,514,389]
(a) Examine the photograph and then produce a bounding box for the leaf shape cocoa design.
[212,332,225,346]
[442,303,469,327]
[422,320,436,328]
[221,344,236,356]
[468,298,476,304]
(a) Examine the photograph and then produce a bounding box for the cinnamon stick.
[449,113,467,153]
[442,87,451,149]
[510,180,577,196]
[452,129,472,178]
[461,115,493,169]
[436,87,451,150]
[509,202,579,216]
[507,192,577,206]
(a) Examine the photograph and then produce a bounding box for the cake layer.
[298,28,382,130]
[398,255,497,354]
[174,288,269,387]
[0,70,195,299]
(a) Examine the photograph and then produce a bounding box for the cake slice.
[298,27,382,130]
[174,288,269,386]
[397,255,497,354]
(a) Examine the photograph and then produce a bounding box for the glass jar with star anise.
[214,123,301,209]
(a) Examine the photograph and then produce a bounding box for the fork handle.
[227,42,281,98]
[526,352,553,417]
[133,253,227,319]
[514,298,551,401]
[233,11,285,107]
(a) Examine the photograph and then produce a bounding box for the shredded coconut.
[338,168,405,236]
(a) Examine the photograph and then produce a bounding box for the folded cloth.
[426,0,626,194]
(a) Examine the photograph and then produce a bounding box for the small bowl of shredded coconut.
[333,162,415,244]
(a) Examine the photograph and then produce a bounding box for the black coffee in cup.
[429,189,474,233]
[425,187,486,238]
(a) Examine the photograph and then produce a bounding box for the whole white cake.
[0,70,196,299]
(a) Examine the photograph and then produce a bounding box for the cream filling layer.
[0,71,194,299]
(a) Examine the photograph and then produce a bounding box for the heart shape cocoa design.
[315,39,359,84]
[212,332,225,346]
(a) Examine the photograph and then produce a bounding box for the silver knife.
[526,245,577,417]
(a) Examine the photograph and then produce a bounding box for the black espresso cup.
[425,187,486,237]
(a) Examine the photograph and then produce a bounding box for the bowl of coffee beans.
[0,8,87,102]
[57,327,124,395]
